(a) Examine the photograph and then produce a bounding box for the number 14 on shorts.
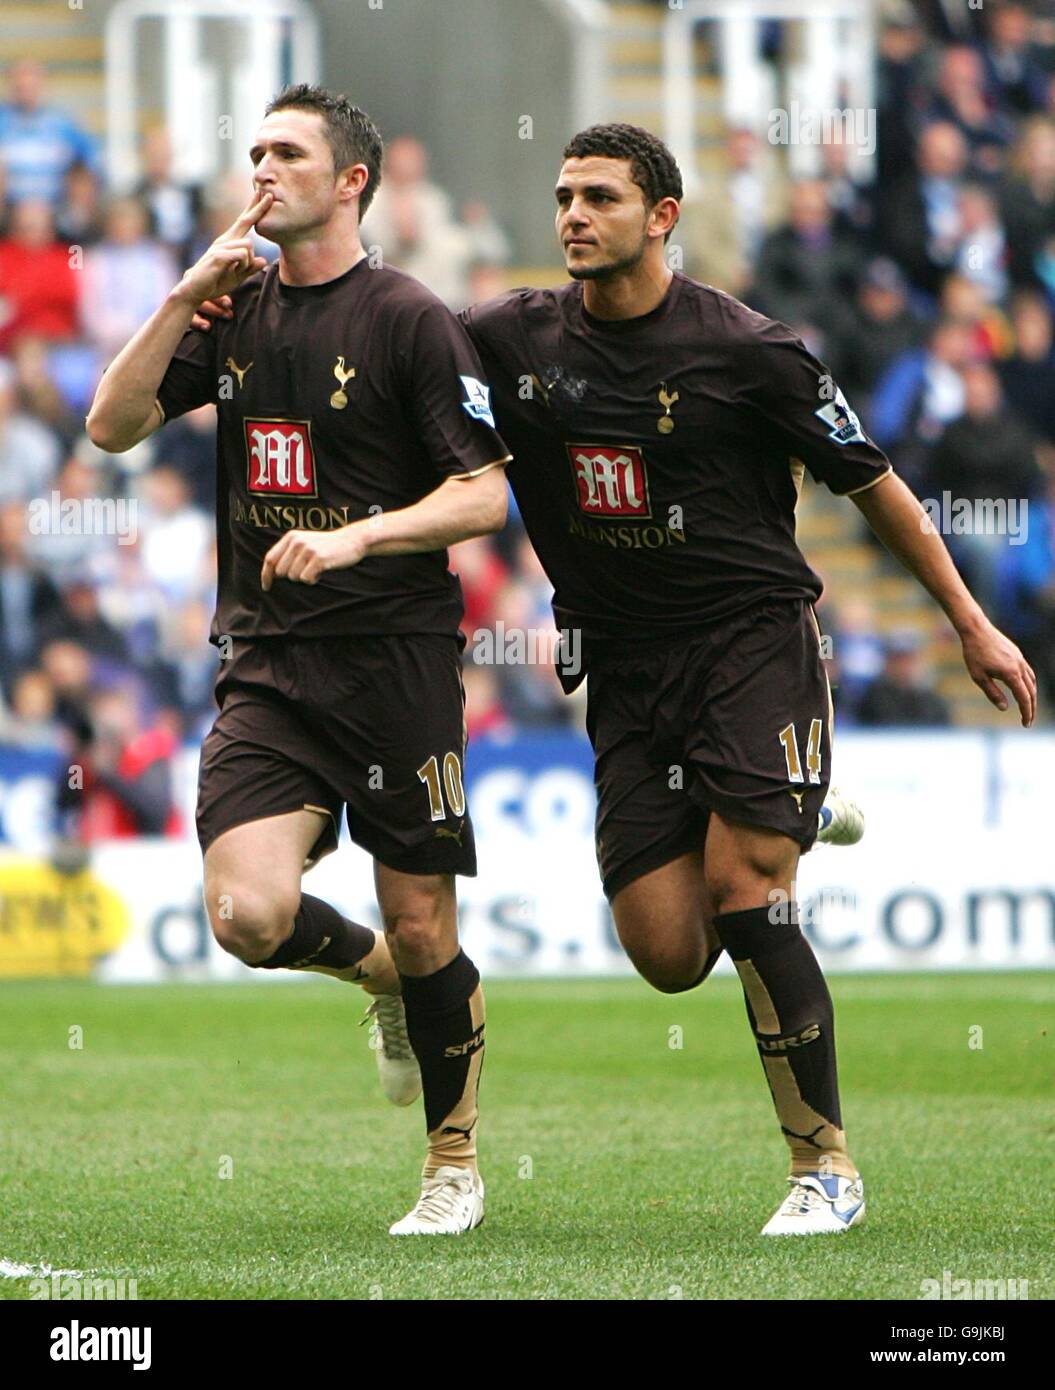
[779,719,824,784]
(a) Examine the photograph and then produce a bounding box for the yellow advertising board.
[0,858,131,978]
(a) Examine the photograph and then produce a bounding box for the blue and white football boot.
[761,1172,866,1236]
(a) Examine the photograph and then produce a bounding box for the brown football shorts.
[585,598,833,900]
[196,632,476,876]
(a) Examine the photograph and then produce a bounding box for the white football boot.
[761,1172,865,1236]
[389,1166,485,1236]
[362,995,421,1106]
[816,788,865,846]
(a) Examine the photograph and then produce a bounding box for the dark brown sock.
[252,893,377,975]
[713,903,856,1179]
[400,950,485,1177]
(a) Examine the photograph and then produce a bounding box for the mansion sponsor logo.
[232,497,355,531]
[568,444,651,518]
[920,493,1028,543]
[567,513,686,549]
[244,418,316,496]
[470,620,582,676]
[27,491,137,545]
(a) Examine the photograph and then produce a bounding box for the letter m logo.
[566,443,651,518]
[245,419,317,496]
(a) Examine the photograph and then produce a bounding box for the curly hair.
[562,123,683,237]
[264,84,383,220]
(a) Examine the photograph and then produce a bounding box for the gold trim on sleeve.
[842,465,892,497]
[154,397,166,426]
[456,454,514,478]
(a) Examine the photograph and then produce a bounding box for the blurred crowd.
[1,2,1054,841]
[686,0,1055,724]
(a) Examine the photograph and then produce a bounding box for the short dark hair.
[264,83,383,219]
[562,122,683,237]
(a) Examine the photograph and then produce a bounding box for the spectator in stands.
[461,663,512,741]
[147,598,217,739]
[150,401,217,514]
[0,667,62,750]
[748,178,860,356]
[78,197,179,362]
[911,0,987,44]
[820,595,886,722]
[138,464,213,605]
[133,125,204,264]
[38,570,130,668]
[818,130,876,238]
[878,121,969,296]
[9,335,81,453]
[938,269,1014,356]
[460,198,512,273]
[0,499,62,700]
[491,534,572,729]
[856,631,952,726]
[682,126,785,297]
[831,257,929,414]
[876,4,930,186]
[91,531,166,668]
[998,290,1055,444]
[450,535,510,643]
[0,60,101,208]
[0,198,79,353]
[953,182,1010,301]
[39,637,94,749]
[23,455,116,583]
[926,44,1017,175]
[65,685,180,841]
[869,315,972,493]
[927,361,1043,611]
[359,136,475,308]
[1000,114,1055,292]
[0,355,63,503]
[54,160,103,248]
[978,1,1050,116]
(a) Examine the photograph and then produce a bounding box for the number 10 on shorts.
[779,719,824,784]
[417,752,466,820]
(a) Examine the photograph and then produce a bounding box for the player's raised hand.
[261,526,370,592]
[190,294,234,333]
[960,618,1037,727]
[172,190,273,309]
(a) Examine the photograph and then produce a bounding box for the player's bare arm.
[851,470,1037,726]
[85,190,273,451]
[260,465,508,591]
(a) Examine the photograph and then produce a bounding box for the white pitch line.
[0,1259,85,1279]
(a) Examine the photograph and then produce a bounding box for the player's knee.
[382,903,444,960]
[622,937,706,994]
[206,883,299,961]
[708,855,785,916]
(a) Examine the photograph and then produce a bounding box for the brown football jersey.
[156,258,511,644]
[460,273,891,653]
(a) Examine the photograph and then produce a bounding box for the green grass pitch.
[0,973,1050,1300]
